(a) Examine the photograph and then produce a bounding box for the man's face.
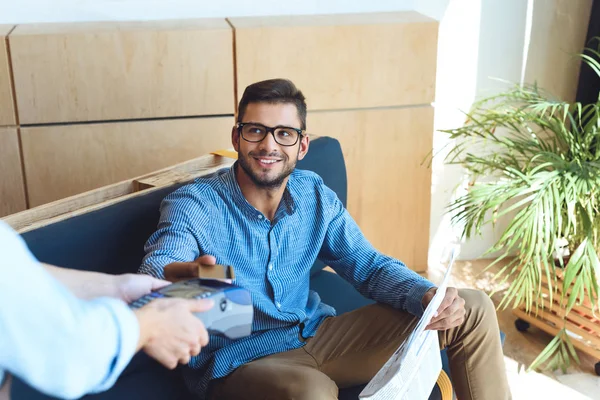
[232,102,309,189]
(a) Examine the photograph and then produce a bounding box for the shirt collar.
[221,162,297,221]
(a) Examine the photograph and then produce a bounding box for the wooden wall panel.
[231,12,438,111]
[21,117,234,206]
[10,20,235,124]
[0,25,16,126]
[0,127,27,217]
[307,106,433,272]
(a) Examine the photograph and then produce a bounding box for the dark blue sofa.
[11,137,446,400]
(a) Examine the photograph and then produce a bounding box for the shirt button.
[268,263,274,271]
[276,302,281,309]
[258,214,263,219]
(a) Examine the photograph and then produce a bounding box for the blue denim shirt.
[139,164,435,397]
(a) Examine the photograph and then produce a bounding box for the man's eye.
[249,129,263,134]
[278,130,291,137]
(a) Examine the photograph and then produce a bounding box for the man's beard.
[238,150,297,190]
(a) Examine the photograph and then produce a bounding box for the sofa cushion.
[309,269,374,314]
[296,137,348,276]
[20,184,179,275]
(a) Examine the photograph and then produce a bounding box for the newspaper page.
[359,250,457,400]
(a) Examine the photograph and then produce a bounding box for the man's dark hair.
[237,79,307,130]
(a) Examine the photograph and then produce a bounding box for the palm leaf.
[437,40,600,372]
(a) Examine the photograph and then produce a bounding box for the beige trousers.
[209,289,511,400]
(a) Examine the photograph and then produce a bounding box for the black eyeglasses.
[237,122,304,147]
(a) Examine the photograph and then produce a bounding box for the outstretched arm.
[43,264,171,302]
[0,222,213,399]
[318,186,436,317]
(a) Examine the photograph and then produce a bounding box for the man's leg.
[209,288,510,400]
[305,288,510,400]
[438,289,510,399]
[208,346,338,400]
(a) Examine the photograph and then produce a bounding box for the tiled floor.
[426,258,600,400]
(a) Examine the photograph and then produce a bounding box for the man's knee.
[214,364,338,400]
[459,288,498,327]
[278,369,338,400]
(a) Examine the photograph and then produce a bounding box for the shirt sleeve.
[139,186,210,278]
[0,221,139,399]
[317,186,436,317]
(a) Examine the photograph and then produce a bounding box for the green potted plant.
[440,41,600,373]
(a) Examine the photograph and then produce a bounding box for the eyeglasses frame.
[236,122,305,147]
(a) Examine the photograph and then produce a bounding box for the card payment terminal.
[130,278,253,339]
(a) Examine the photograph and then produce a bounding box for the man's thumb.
[150,277,171,290]
[188,299,214,313]
[195,254,217,265]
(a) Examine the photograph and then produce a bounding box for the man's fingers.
[431,306,451,324]
[436,289,457,314]
[186,301,211,346]
[427,317,452,330]
[198,326,210,347]
[150,348,178,369]
[188,298,214,313]
[175,263,198,277]
[427,313,464,331]
[427,298,466,330]
[163,257,217,282]
[179,353,191,365]
[433,298,462,323]
[149,277,171,290]
[164,263,199,282]
[426,321,445,331]
[190,342,201,357]
[426,314,452,330]
[195,254,217,265]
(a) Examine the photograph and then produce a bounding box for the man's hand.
[164,255,217,282]
[114,274,171,303]
[134,297,213,369]
[421,287,465,331]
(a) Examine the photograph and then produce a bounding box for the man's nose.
[257,131,279,152]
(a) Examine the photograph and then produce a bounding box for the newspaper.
[359,250,457,400]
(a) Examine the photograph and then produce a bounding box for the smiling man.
[139,79,511,400]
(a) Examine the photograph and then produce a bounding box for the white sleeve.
[0,221,139,399]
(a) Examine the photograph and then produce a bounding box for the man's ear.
[297,135,310,161]
[231,126,240,152]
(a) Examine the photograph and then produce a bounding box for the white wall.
[425,0,530,262]
[524,0,593,102]
[0,0,416,23]
[0,0,592,262]
[425,0,591,262]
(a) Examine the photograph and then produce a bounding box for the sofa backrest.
[20,136,347,276]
